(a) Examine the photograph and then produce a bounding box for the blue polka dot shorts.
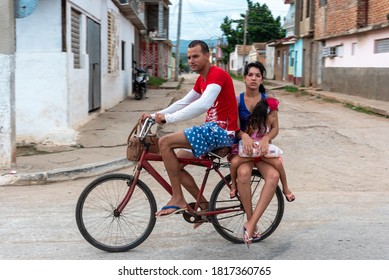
[183,122,234,158]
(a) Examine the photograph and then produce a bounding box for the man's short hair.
[188,40,209,54]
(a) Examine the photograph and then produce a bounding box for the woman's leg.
[230,155,252,198]
[244,161,280,241]
[236,161,255,221]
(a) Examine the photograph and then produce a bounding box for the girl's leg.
[262,157,295,202]
[229,155,239,196]
[244,161,279,242]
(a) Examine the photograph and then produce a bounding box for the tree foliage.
[219,0,286,64]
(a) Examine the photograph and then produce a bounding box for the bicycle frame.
[75,119,285,251]
[116,119,237,217]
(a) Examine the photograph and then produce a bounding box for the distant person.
[142,40,239,217]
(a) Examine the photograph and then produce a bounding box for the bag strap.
[128,117,143,138]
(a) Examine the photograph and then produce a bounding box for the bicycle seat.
[208,147,231,158]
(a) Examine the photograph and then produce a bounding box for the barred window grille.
[375,38,389,54]
[71,8,81,69]
[107,10,120,74]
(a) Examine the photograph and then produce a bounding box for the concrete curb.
[307,91,389,117]
[0,157,134,186]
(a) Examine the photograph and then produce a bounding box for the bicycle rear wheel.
[209,169,284,244]
[75,173,157,252]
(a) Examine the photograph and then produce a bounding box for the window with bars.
[71,8,81,69]
[107,10,120,74]
[375,38,389,54]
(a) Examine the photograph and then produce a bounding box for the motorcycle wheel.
[136,87,145,100]
[135,86,142,100]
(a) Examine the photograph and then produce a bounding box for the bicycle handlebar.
[139,118,155,140]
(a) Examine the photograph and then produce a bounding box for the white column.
[0,0,16,168]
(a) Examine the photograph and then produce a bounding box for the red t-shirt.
[193,66,239,132]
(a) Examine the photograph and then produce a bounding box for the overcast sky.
[168,0,290,41]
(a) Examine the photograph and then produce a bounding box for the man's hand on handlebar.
[140,113,166,124]
[155,113,166,124]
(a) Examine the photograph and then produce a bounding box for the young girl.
[229,97,295,202]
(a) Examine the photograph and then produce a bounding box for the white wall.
[100,1,135,109]
[15,0,75,144]
[15,0,136,145]
[325,28,389,68]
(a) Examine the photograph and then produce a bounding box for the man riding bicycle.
[142,40,239,217]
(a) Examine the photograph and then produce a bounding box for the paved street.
[0,74,388,260]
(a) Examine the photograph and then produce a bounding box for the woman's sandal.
[253,230,261,241]
[243,226,253,249]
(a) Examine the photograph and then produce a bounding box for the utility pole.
[174,0,182,81]
[0,0,16,168]
[241,9,248,76]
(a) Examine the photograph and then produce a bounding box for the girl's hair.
[246,99,268,136]
[244,61,267,93]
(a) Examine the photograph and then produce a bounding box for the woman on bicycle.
[233,61,293,248]
[229,97,295,202]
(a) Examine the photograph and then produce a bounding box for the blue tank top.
[238,92,267,132]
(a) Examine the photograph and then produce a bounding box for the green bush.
[148,76,167,86]
[229,72,243,81]
[284,85,299,93]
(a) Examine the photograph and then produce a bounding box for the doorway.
[87,18,101,111]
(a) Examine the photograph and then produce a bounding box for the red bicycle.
[75,118,284,252]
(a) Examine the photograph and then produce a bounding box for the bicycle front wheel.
[75,173,157,252]
[210,169,284,244]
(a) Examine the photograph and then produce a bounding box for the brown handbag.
[126,119,159,161]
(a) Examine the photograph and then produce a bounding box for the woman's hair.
[188,40,209,54]
[246,99,269,136]
[244,61,267,93]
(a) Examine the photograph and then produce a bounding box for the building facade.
[315,0,389,101]
[13,0,172,146]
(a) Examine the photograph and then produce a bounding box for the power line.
[185,0,215,38]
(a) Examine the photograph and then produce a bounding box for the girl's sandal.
[230,188,237,199]
[284,192,295,202]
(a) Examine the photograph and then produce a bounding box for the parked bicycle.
[75,118,284,252]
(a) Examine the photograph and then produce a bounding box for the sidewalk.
[0,83,180,186]
[1,77,388,186]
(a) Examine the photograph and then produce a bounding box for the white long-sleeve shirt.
[154,84,221,123]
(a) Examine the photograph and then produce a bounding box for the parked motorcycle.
[133,63,149,100]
